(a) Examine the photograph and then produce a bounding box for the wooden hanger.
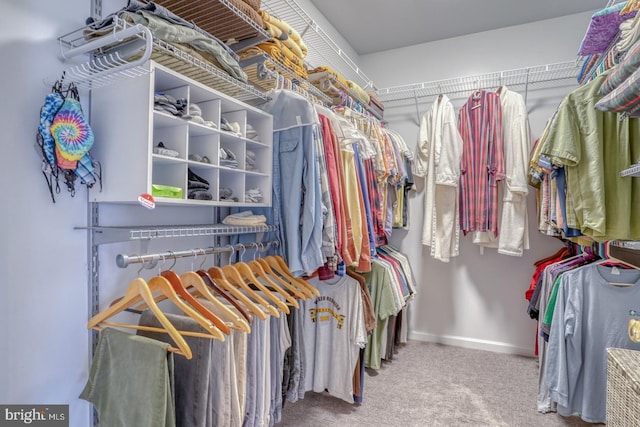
[207,266,269,320]
[87,277,193,358]
[196,268,253,324]
[266,255,320,296]
[221,263,281,317]
[234,245,290,313]
[255,257,307,300]
[246,258,299,309]
[161,269,231,336]
[181,270,250,333]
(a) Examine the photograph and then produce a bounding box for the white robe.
[413,95,463,262]
[473,86,531,256]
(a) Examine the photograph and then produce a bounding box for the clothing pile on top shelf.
[308,65,376,112]
[238,10,309,80]
[413,87,531,262]
[187,168,212,200]
[87,0,248,83]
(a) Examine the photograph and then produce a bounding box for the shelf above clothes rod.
[375,61,581,103]
[76,223,278,245]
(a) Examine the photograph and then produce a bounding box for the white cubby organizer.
[90,60,273,207]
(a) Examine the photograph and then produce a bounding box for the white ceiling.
[309,0,609,55]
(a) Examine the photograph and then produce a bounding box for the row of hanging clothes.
[529,1,640,243]
[81,241,319,427]
[223,88,417,413]
[81,234,416,426]
[524,241,640,424]
[414,86,531,262]
[241,88,415,280]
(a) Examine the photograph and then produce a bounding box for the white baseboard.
[408,331,534,357]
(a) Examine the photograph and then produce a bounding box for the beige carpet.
[278,340,601,426]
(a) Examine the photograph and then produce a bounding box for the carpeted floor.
[278,340,602,426]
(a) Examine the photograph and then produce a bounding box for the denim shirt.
[258,90,324,277]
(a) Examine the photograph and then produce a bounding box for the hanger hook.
[158,253,166,275]
[137,255,145,276]
[167,251,177,271]
[199,248,208,270]
[226,244,236,264]
[251,242,258,261]
[191,249,198,271]
[239,243,246,262]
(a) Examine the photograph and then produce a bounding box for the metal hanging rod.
[116,239,279,268]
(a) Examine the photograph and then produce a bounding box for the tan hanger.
[181,270,251,333]
[207,266,269,320]
[252,243,307,300]
[161,269,230,336]
[221,263,281,317]
[266,255,320,296]
[255,258,307,300]
[87,277,193,358]
[234,244,290,313]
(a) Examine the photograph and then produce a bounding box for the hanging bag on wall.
[35,76,101,202]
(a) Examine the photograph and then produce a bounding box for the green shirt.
[540,75,640,241]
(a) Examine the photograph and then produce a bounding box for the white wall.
[0,0,92,424]
[359,12,597,355]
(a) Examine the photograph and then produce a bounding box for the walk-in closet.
[2,0,640,426]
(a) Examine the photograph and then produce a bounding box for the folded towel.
[222,211,267,225]
[259,10,308,56]
[347,80,371,105]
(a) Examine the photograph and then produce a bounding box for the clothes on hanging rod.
[530,73,640,242]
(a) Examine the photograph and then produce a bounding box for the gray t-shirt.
[546,264,640,423]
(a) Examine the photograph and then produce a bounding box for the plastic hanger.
[87,276,193,359]
[595,242,640,286]
[183,250,251,333]
[207,265,269,320]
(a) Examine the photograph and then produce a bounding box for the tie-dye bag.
[36,80,101,202]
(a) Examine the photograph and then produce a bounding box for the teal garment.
[80,327,175,427]
[540,74,640,241]
[542,275,563,334]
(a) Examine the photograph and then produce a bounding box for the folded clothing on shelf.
[245,149,257,171]
[154,93,187,116]
[222,210,267,225]
[245,124,260,141]
[347,80,371,106]
[151,184,183,198]
[244,187,263,203]
[187,168,213,200]
[220,117,242,136]
[219,147,239,168]
[153,141,179,157]
[219,186,238,202]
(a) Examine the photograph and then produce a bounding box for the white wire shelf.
[58,16,268,102]
[148,0,270,51]
[261,0,375,91]
[240,51,333,105]
[76,223,279,245]
[375,61,581,103]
